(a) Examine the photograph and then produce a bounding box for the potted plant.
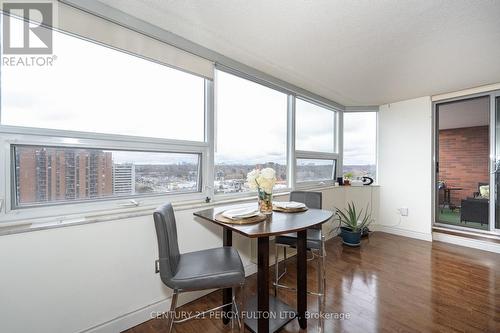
[335,202,373,247]
[343,172,354,186]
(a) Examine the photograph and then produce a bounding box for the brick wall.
[438,125,489,206]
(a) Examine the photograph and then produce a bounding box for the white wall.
[0,209,241,333]
[376,96,433,241]
[0,186,378,333]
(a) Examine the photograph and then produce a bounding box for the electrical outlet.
[399,208,409,216]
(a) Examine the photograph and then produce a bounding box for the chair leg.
[319,235,327,333]
[274,242,279,297]
[231,287,236,330]
[167,290,179,333]
[283,247,287,278]
[239,282,245,333]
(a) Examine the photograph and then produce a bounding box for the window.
[0,14,209,216]
[296,159,336,183]
[343,112,377,180]
[1,18,205,142]
[214,70,288,194]
[296,98,336,153]
[295,98,338,185]
[13,145,201,207]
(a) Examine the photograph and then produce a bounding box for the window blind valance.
[19,2,214,79]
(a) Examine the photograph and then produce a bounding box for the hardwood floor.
[124,232,500,333]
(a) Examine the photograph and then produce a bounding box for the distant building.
[113,163,136,195]
[15,147,113,205]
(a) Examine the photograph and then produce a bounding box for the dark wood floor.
[124,232,500,333]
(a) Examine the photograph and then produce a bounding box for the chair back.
[290,191,322,229]
[290,191,322,209]
[153,203,180,287]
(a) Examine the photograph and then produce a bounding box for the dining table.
[193,203,333,333]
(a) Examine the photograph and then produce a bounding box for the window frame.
[294,97,341,188]
[0,75,211,224]
[0,20,212,224]
[0,129,209,223]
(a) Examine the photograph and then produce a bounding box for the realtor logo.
[2,1,53,54]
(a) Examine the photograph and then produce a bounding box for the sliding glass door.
[435,96,491,231]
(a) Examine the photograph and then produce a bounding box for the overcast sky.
[2,16,376,166]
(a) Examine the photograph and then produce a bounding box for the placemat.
[215,212,267,224]
[272,205,308,213]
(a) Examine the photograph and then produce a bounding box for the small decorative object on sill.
[362,176,374,185]
[336,177,344,186]
[246,167,277,215]
[343,172,353,186]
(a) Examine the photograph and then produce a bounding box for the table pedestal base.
[244,295,297,333]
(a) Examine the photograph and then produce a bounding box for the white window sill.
[0,184,379,236]
[0,191,290,236]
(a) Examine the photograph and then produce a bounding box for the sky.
[1,15,376,166]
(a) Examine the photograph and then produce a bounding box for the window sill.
[0,184,379,236]
[0,191,290,236]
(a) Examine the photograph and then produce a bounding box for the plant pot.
[340,227,362,247]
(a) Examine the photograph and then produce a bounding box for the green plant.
[343,172,354,180]
[335,201,373,232]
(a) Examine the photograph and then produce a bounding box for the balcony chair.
[153,203,245,333]
[273,191,326,328]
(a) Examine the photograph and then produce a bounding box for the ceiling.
[97,0,500,106]
[438,96,490,130]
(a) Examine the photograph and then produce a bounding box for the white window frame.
[0,127,209,223]
[294,97,340,189]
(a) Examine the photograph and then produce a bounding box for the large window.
[214,70,288,194]
[343,112,377,180]
[0,14,208,216]
[295,98,338,185]
[0,8,347,222]
[1,17,205,142]
[13,145,201,207]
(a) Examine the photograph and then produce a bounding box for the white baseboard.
[81,263,257,333]
[372,224,432,241]
[433,232,500,254]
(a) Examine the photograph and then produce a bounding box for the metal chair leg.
[274,242,279,297]
[319,235,327,333]
[231,287,236,330]
[167,290,179,333]
[239,282,245,333]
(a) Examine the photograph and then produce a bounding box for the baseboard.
[372,224,432,241]
[81,263,257,333]
[433,232,500,254]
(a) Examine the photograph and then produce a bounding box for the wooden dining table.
[193,203,333,333]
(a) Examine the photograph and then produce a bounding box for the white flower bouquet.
[246,168,276,214]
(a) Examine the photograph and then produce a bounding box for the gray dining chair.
[153,203,245,333]
[273,191,326,325]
